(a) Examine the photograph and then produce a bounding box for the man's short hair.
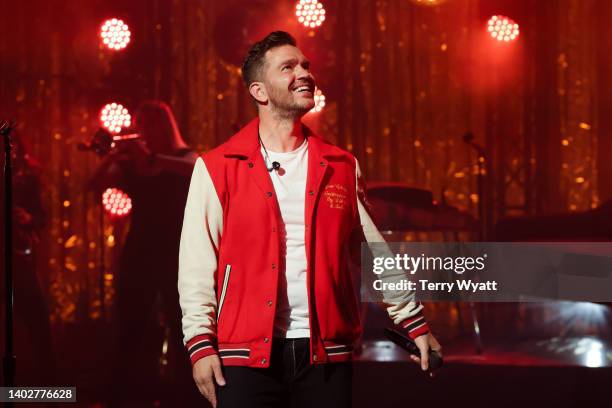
[242,31,297,87]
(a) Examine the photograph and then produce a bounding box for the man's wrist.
[186,333,218,366]
[400,311,430,340]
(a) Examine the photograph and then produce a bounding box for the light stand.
[2,119,17,403]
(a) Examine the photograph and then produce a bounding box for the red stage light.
[100,18,131,50]
[309,88,326,113]
[99,103,131,134]
[410,0,447,6]
[102,188,132,217]
[487,15,519,43]
[296,0,326,28]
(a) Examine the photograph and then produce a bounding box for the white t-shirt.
[261,138,310,338]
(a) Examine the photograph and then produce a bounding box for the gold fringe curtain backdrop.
[0,0,604,322]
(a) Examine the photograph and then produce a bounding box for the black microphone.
[268,161,281,172]
[384,327,443,371]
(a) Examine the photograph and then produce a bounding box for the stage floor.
[4,301,612,407]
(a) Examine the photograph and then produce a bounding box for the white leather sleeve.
[178,157,224,344]
[354,158,424,325]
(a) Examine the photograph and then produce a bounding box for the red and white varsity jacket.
[178,118,429,368]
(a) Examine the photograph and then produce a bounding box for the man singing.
[178,31,441,407]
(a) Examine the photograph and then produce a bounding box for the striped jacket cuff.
[400,311,430,340]
[186,334,217,365]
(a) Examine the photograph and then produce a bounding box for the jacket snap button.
[267,300,273,307]
[320,161,325,167]
[264,337,270,343]
[272,263,276,269]
[308,191,314,196]
[266,191,273,197]
[248,162,254,168]
[261,358,267,364]
[313,354,318,362]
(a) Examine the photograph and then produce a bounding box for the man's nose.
[296,66,314,82]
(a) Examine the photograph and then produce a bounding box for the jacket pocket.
[217,264,231,322]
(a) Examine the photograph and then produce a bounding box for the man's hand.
[193,354,226,408]
[410,332,442,372]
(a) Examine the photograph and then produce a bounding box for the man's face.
[260,44,316,117]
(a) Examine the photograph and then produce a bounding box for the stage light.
[102,188,132,218]
[100,18,131,50]
[310,88,326,113]
[410,0,447,6]
[558,301,608,330]
[487,15,519,43]
[296,0,326,28]
[580,338,604,368]
[99,103,131,134]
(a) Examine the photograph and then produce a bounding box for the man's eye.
[282,65,291,71]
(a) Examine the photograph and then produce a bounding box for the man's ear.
[249,81,268,104]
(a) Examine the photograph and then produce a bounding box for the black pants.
[217,338,352,408]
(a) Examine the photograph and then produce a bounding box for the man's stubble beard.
[267,87,313,120]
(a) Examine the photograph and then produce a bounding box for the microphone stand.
[2,119,17,398]
[462,132,486,354]
[463,132,487,241]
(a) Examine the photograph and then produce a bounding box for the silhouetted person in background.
[1,130,55,385]
[88,100,199,406]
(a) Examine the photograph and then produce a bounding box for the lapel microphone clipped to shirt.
[258,133,282,172]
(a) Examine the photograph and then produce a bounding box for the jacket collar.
[223,117,340,160]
